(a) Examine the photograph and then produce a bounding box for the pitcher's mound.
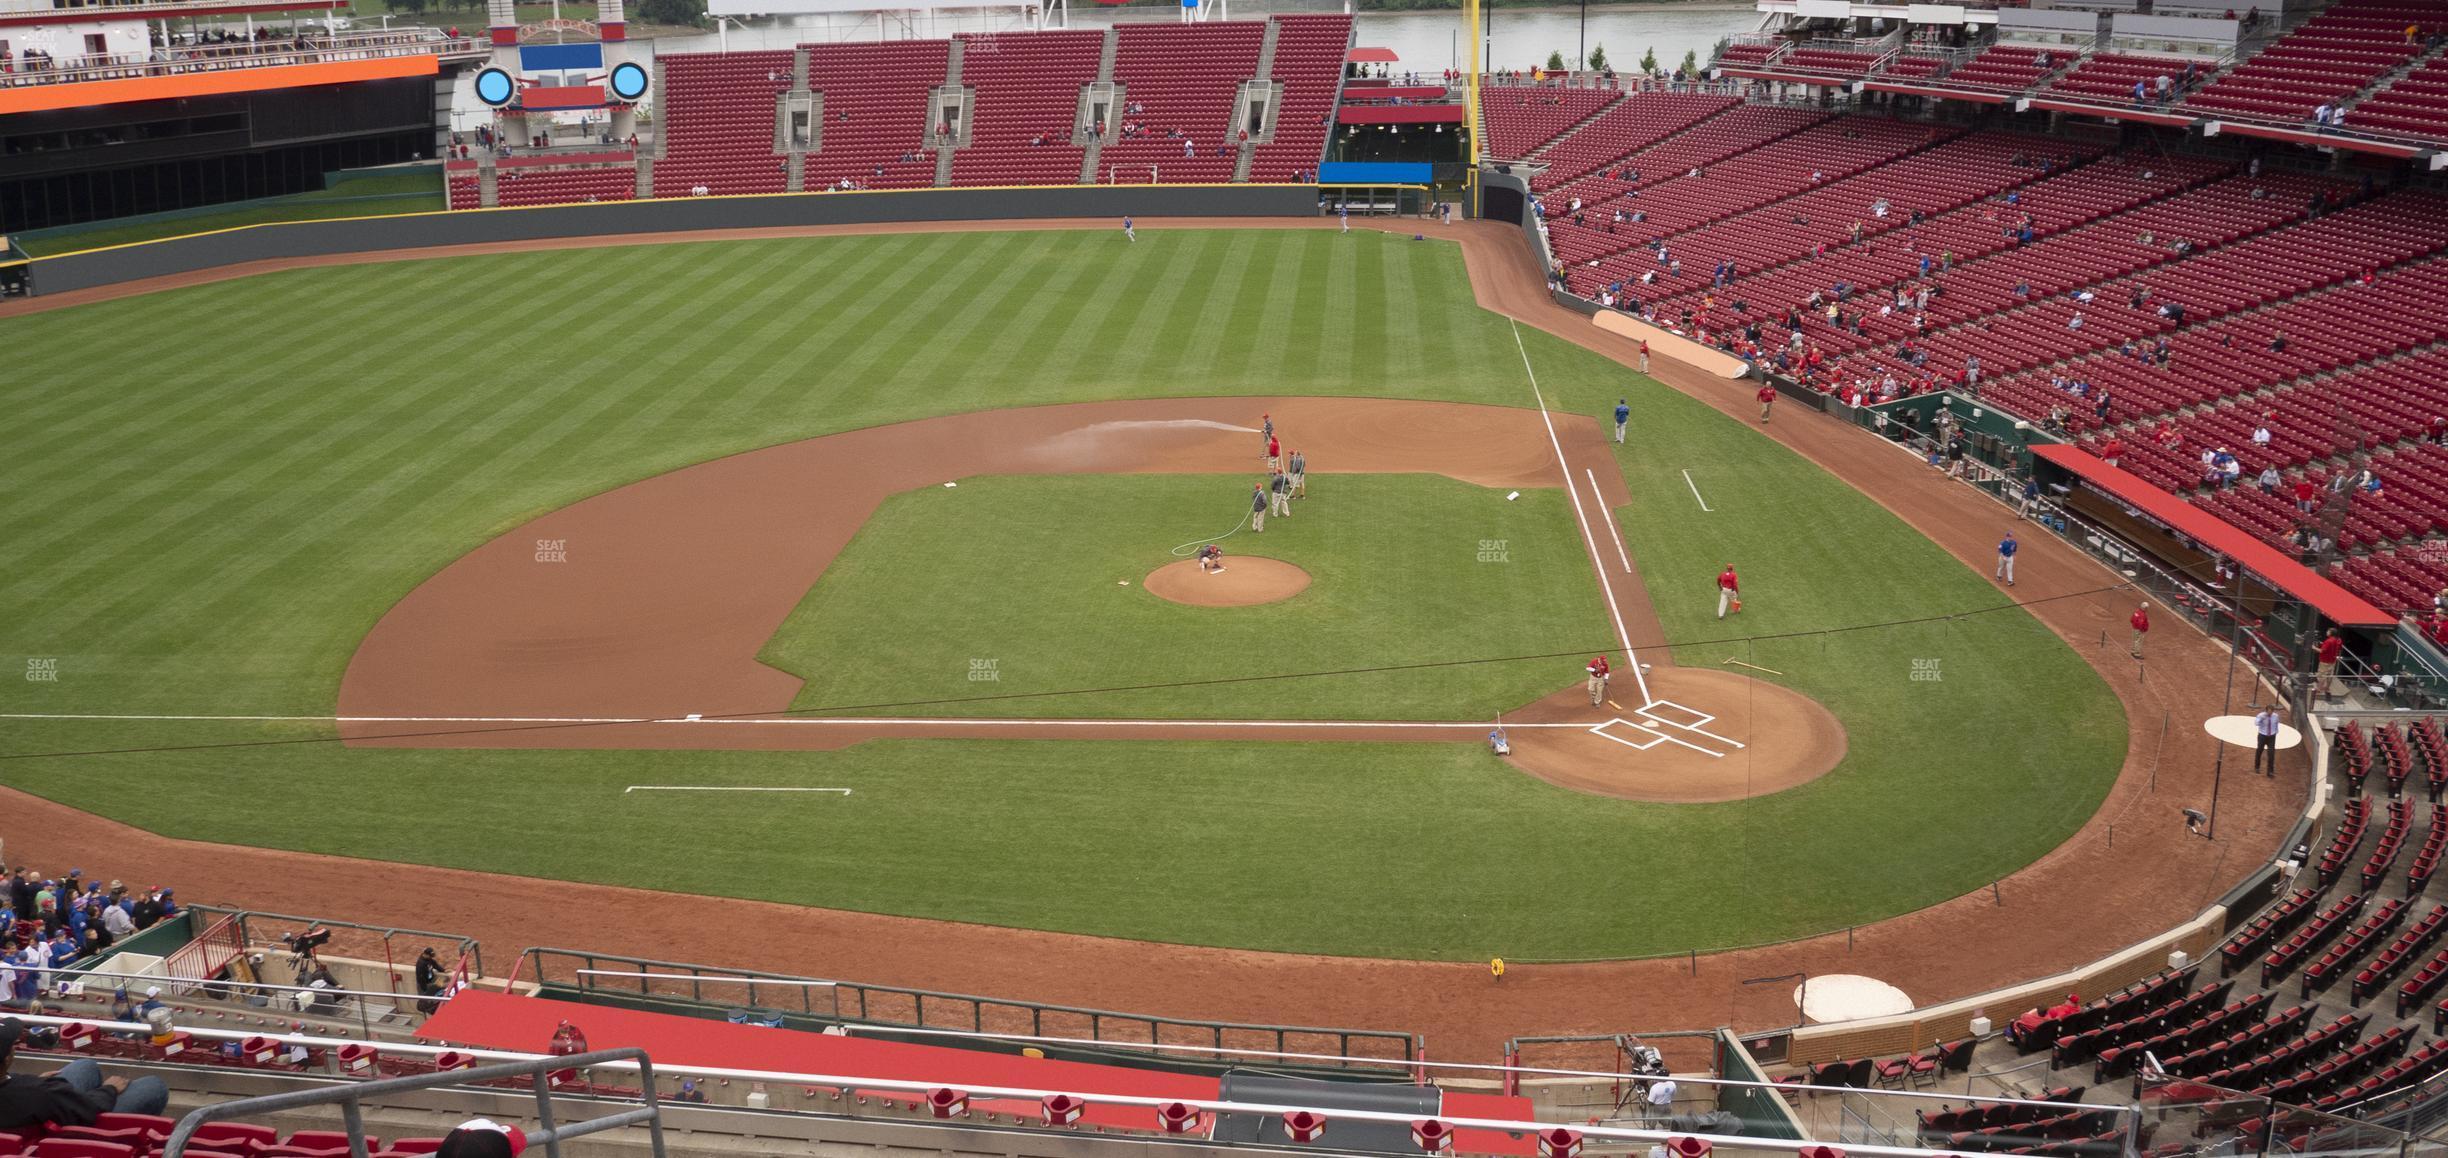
[1144,557,1311,607]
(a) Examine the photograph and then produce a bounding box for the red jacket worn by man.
[2130,603,2151,658]
[1717,565,1741,619]
[1585,655,1610,707]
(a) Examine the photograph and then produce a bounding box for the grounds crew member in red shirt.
[1756,383,1778,422]
[1586,654,1610,707]
[2129,602,2150,658]
[1717,564,1740,619]
[1266,434,1281,473]
[2316,629,2345,700]
[1638,339,1650,373]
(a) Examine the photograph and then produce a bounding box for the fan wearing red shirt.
[1585,655,1611,707]
[2294,478,2319,515]
[2316,629,2345,700]
[2101,436,2125,468]
[1717,564,1741,619]
[1756,384,1778,423]
[2129,602,2150,659]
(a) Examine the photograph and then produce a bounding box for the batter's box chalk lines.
[1639,699,1745,750]
[1590,717,1726,758]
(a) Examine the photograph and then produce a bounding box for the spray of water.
[1066,419,1261,436]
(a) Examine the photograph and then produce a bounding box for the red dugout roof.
[2031,443,2395,627]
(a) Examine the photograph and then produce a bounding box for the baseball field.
[0,225,2124,962]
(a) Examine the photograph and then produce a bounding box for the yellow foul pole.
[1463,0,1482,209]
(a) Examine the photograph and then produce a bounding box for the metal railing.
[161,1048,667,1158]
[195,906,483,983]
[0,30,482,90]
[517,948,1421,1068]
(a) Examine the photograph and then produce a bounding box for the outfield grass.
[0,228,2123,959]
[761,474,1610,720]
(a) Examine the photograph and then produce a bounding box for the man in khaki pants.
[1250,482,1267,532]
[1271,470,1292,519]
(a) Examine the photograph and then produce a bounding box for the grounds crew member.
[1717,564,1741,619]
[1250,482,1267,532]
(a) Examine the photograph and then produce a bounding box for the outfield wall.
[23,184,1320,298]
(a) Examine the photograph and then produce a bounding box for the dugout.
[1210,1072,1438,1152]
[2029,443,2396,667]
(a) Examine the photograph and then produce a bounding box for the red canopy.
[1347,46,1399,62]
[2031,443,2394,627]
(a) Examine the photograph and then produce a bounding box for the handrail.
[0,32,481,90]
[521,947,1419,1065]
[160,1048,667,1158]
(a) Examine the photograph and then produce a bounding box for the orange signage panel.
[0,53,439,115]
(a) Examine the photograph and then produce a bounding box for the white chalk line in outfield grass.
[625,786,853,795]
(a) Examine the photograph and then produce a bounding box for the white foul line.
[0,711,1593,730]
[1586,467,1633,574]
[1510,320,1651,708]
[626,786,852,795]
[1681,469,1713,512]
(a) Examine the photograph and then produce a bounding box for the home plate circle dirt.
[1142,557,1311,607]
[1497,667,1846,803]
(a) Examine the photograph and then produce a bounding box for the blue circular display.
[607,60,650,102]
[473,67,516,106]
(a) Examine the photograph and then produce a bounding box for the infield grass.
[0,227,2125,959]
[760,474,1609,720]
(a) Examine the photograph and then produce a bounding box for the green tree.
[395,0,427,18]
[635,0,706,26]
[1639,46,1658,73]
[1545,50,1566,71]
[1588,44,1609,72]
[1680,49,1698,74]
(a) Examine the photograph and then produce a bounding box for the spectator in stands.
[0,1017,168,1126]
[2100,436,2124,469]
[2252,417,2273,447]
[2316,630,2345,700]
[99,900,132,941]
[2269,332,2288,354]
[2258,465,2281,494]
[416,947,447,1015]
[438,1120,529,1158]
[674,1081,708,1104]
[129,890,162,931]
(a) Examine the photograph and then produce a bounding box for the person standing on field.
[1250,482,1267,532]
[1997,531,2018,586]
[1638,339,1650,373]
[1266,433,1281,473]
[1270,470,1292,518]
[1289,449,1306,498]
[2129,602,2150,658]
[2315,629,2344,699]
[1585,654,1610,706]
[1614,398,1630,443]
[1123,216,1135,242]
[1717,564,1740,619]
[1756,383,1778,423]
[2252,705,2281,775]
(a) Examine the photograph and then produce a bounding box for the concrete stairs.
[1232,18,1283,182]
